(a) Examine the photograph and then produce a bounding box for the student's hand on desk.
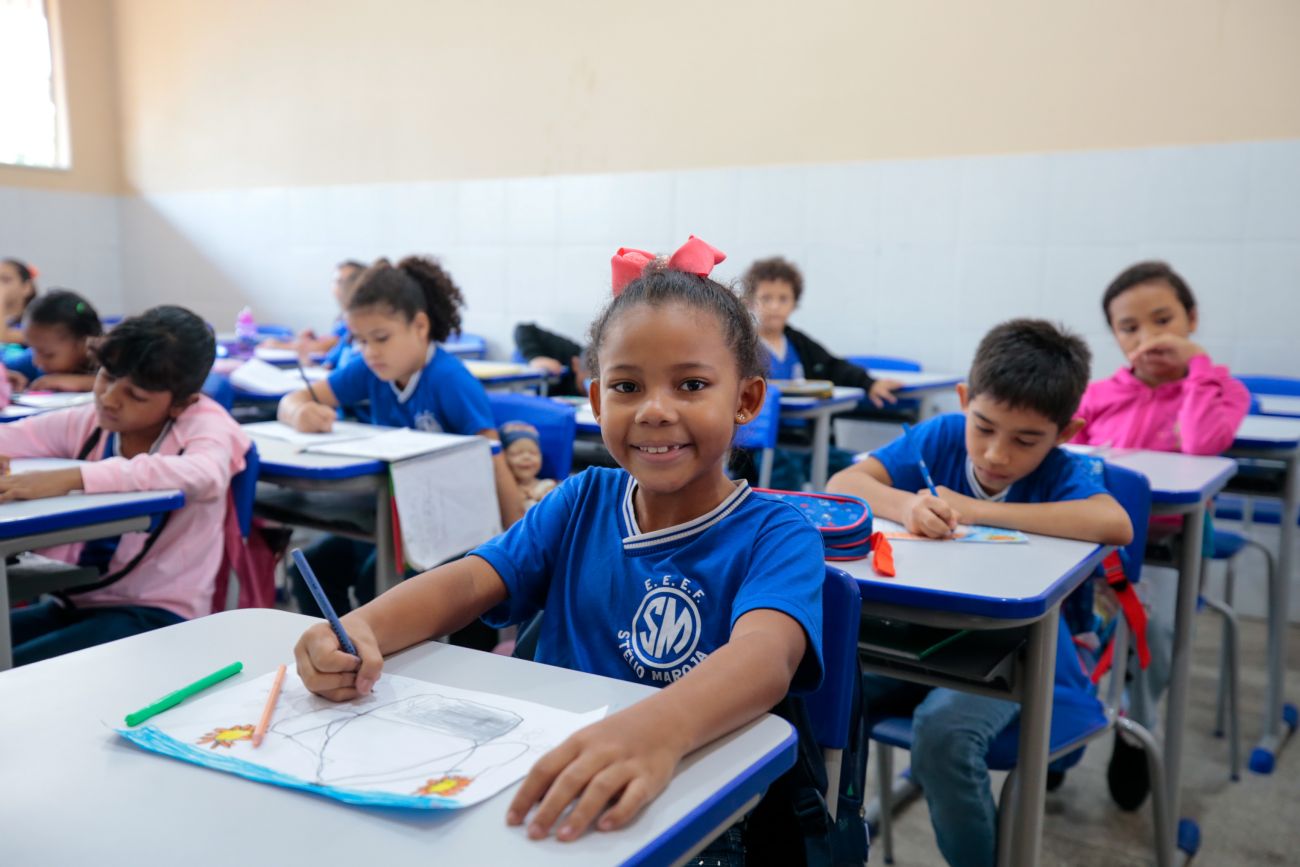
[294,617,383,701]
[291,401,336,433]
[868,378,904,408]
[0,467,84,501]
[527,356,566,376]
[28,373,86,392]
[508,706,685,842]
[5,369,28,392]
[905,490,961,537]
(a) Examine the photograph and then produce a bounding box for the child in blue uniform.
[295,237,825,850]
[828,318,1133,867]
[278,256,525,622]
[4,289,102,393]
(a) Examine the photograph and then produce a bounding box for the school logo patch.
[618,575,710,683]
[413,410,443,433]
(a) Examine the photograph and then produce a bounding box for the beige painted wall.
[0,0,122,194]
[111,0,1300,193]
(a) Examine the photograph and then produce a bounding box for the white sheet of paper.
[12,392,94,410]
[228,359,327,396]
[305,428,481,462]
[253,347,302,364]
[117,670,607,810]
[390,439,502,569]
[10,457,84,473]
[242,420,382,448]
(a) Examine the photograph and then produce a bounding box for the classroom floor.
[867,617,1300,866]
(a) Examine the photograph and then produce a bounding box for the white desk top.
[1067,446,1237,505]
[833,516,1107,622]
[0,609,795,866]
[870,370,963,394]
[248,432,387,479]
[463,360,548,384]
[780,386,866,410]
[1234,414,1300,450]
[0,459,184,541]
[1256,395,1300,419]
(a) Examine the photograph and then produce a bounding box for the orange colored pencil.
[252,664,286,748]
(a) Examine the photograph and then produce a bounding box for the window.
[0,0,68,169]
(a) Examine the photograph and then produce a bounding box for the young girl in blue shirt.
[278,256,525,621]
[295,237,826,849]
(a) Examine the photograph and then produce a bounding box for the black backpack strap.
[59,436,184,605]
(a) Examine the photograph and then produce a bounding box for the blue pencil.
[291,547,358,656]
[902,423,940,497]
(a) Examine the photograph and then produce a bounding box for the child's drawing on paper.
[884,524,1030,544]
[117,670,606,810]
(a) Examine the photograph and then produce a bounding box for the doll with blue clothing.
[294,237,828,860]
[828,318,1134,867]
[499,420,557,509]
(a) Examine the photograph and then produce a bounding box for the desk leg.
[1007,609,1058,867]
[1165,500,1206,852]
[374,481,397,595]
[810,412,830,491]
[1257,450,1298,766]
[0,558,11,670]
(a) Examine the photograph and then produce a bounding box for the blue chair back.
[1238,375,1300,397]
[202,372,234,411]
[231,442,260,539]
[1102,462,1152,585]
[487,393,576,480]
[805,566,863,749]
[510,348,527,364]
[733,385,782,450]
[445,332,488,360]
[846,354,922,373]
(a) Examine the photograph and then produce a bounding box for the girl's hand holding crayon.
[293,615,384,702]
[905,489,961,538]
[507,704,685,842]
[0,467,84,502]
[289,401,337,433]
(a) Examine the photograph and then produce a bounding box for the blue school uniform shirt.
[322,320,356,369]
[764,339,804,380]
[5,348,41,381]
[474,467,826,691]
[873,413,1106,505]
[326,345,494,434]
[874,412,1108,696]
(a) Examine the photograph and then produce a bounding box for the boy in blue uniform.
[828,318,1133,867]
[295,237,826,853]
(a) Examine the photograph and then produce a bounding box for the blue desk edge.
[0,490,185,540]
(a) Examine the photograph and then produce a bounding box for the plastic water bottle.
[235,306,257,347]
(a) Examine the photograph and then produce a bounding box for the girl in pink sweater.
[1074,260,1250,455]
[1,306,251,666]
[1073,260,1249,811]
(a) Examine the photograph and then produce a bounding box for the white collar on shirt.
[389,344,437,404]
[620,476,751,551]
[111,420,174,458]
[965,457,1010,502]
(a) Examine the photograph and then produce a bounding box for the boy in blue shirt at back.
[828,318,1132,867]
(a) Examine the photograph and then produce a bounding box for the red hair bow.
[610,235,726,296]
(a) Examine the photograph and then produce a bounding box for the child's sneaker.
[1107,730,1150,810]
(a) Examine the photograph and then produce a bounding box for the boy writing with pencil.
[828,318,1132,867]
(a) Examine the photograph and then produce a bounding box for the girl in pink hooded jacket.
[1072,260,1249,812]
[1,306,250,666]
[1074,260,1250,455]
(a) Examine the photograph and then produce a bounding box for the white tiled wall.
[2,187,124,314]
[6,140,1300,621]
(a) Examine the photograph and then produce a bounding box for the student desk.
[0,483,185,670]
[463,361,553,394]
[1087,448,1236,857]
[247,435,399,594]
[1255,395,1300,419]
[869,369,963,418]
[780,386,866,491]
[0,608,797,866]
[1227,415,1300,771]
[833,521,1110,867]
